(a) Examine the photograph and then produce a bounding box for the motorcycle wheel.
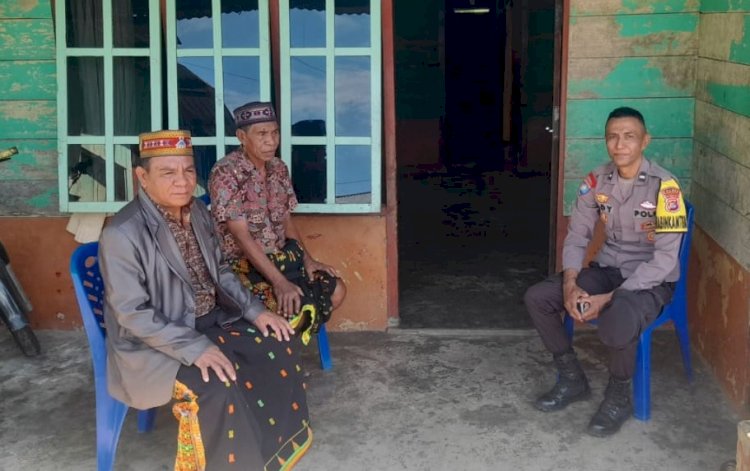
[12,325,41,357]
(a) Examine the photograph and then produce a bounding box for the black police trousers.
[524,265,674,379]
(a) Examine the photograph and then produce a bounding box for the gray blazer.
[99,192,266,409]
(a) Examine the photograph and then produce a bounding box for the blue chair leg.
[563,314,574,341]
[137,408,157,433]
[95,388,129,471]
[633,330,652,421]
[673,314,693,382]
[317,324,333,371]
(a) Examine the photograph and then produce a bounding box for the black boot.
[534,351,591,412]
[587,376,633,437]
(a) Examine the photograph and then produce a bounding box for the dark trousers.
[524,265,674,379]
[173,310,310,470]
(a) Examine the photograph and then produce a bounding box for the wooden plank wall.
[693,3,750,271]
[689,1,750,411]
[563,0,699,214]
[0,1,58,215]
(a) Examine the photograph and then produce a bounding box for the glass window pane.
[178,57,217,137]
[68,144,107,202]
[292,144,327,204]
[193,146,218,195]
[114,144,137,201]
[335,57,370,137]
[290,0,326,48]
[222,0,260,48]
[291,57,326,135]
[68,57,104,136]
[113,0,150,48]
[223,57,260,136]
[66,0,103,47]
[114,57,152,135]
[176,0,214,49]
[335,145,370,203]
[335,0,370,47]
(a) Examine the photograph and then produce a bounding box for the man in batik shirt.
[209,102,346,344]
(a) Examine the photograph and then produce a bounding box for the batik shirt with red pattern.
[154,199,216,318]
[208,149,298,260]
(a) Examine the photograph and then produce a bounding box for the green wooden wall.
[0,1,58,215]
[692,3,750,271]
[394,0,444,120]
[564,0,699,214]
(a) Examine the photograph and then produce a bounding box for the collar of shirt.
[228,149,265,179]
[146,192,193,229]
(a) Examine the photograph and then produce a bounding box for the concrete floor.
[0,328,739,470]
[398,167,549,329]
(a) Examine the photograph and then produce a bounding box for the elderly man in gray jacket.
[99,130,312,470]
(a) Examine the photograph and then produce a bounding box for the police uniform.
[525,158,687,379]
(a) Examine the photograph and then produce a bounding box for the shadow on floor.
[398,165,550,329]
[0,329,738,471]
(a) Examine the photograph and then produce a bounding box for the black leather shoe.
[534,352,591,412]
[587,377,632,437]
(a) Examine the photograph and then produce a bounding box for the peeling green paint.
[568,58,691,99]
[27,186,56,209]
[707,83,750,118]
[0,140,56,181]
[621,0,699,14]
[616,13,698,37]
[571,0,700,16]
[566,98,694,138]
[0,101,57,139]
[0,61,56,100]
[729,15,750,65]
[0,0,51,19]
[0,19,55,60]
[701,0,750,13]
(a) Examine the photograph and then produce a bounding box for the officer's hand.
[580,292,614,322]
[253,310,295,342]
[194,345,236,383]
[563,279,588,322]
[272,279,304,318]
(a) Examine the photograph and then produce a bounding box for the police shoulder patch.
[655,179,687,233]
[578,172,597,196]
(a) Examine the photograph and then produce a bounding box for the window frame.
[56,0,381,214]
[279,0,382,213]
[56,0,164,213]
[164,0,273,165]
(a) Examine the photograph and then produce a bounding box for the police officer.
[524,107,688,437]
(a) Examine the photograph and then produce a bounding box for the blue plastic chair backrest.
[70,242,107,365]
[673,201,694,301]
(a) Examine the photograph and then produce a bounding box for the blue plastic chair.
[70,242,156,471]
[564,201,694,421]
[197,192,333,370]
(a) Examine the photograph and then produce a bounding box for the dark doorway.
[443,1,505,167]
[395,0,558,329]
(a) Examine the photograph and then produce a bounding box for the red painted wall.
[0,215,389,332]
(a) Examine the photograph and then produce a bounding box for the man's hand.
[272,278,304,318]
[563,273,589,322]
[193,345,236,383]
[253,310,295,341]
[303,257,338,280]
[579,292,614,322]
